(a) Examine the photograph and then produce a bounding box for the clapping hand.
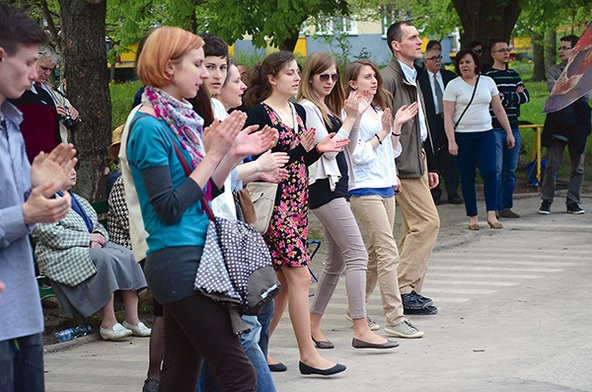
[394,102,419,126]
[259,168,289,183]
[30,143,77,197]
[255,150,289,172]
[203,111,246,159]
[301,127,316,152]
[315,132,349,153]
[381,108,393,133]
[233,125,279,158]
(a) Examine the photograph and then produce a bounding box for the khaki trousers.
[397,153,440,295]
[351,195,405,326]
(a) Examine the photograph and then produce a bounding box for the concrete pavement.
[43,193,592,391]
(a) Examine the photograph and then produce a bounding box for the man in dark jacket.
[381,20,440,316]
[417,47,462,205]
[539,34,590,215]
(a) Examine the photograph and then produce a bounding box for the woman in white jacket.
[297,52,396,350]
[344,59,424,340]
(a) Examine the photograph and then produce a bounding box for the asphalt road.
[43,193,592,392]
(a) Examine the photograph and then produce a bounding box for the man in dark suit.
[417,48,462,205]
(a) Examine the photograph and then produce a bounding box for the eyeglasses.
[493,48,510,53]
[558,46,573,51]
[472,49,483,54]
[426,55,443,62]
[318,73,339,82]
[39,65,55,73]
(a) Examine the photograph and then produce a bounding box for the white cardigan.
[300,99,360,191]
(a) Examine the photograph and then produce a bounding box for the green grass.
[110,80,143,128]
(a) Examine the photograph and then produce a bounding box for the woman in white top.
[443,49,514,230]
[344,60,424,339]
[297,52,396,350]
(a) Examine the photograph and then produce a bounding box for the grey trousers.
[541,139,586,204]
[310,197,369,320]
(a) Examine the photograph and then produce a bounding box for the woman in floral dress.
[244,51,348,376]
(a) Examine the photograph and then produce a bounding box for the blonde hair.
[297,51,344,125]
[136,26,204,88]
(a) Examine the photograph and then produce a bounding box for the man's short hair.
[38,45,59,65]
[423,48,441,61]
[200,33,229,59]
[426,40,441,50]
[560,35,579,49]
[467,40,483,50]
[386,20,414,53]
[489,38,508,52]
[0,3,48,56]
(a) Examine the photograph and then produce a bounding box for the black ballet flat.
[268,362,287,372]
[352,337,399,349]
[299,361,346,376]
[311,334,335,349]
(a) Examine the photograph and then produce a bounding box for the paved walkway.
[44,194,592,391]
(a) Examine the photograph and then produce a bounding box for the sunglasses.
[472,49,483,54]
[318,73,339,82]
[427,55,443,62]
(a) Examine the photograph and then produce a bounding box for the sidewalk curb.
[44,333,101,354]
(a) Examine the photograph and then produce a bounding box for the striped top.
[484,68,529,129]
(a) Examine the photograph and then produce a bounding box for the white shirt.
[398,60,428,142]
[209,98,237,220]
[443,75,499,133]
[348,108,402,191]
[427,70,445,114]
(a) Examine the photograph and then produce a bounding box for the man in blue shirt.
[0,4,77,390]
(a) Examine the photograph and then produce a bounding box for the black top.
[309,115,349,209]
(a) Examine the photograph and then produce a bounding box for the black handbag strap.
[454,75,480,130]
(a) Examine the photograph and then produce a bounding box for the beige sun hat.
[108,124,124,160]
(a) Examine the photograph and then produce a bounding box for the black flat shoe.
[299,361,346,376]
[311,334,334,349]
[268,362,287,372]
[352,338,399,349]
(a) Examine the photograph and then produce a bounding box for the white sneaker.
[122,321,152,337]
[384,319,424,338]
[345,312,380,331]
[100,323,133,340]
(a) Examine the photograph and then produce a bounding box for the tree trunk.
[532,32,545,81]
[452,0,521,66]
[545,29,557,71]
[59,0,111,201]
[279,27,301,53]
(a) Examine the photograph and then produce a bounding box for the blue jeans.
[455,130,498,217]
[0,333,45,392]
[198,312,276,392]
[256,301,274,357]
[494,128,521,212]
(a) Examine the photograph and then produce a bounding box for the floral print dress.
[248,102,314,269]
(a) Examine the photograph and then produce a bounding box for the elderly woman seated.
[32,168,151,341]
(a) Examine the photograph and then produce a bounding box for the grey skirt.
[51,242,147,317]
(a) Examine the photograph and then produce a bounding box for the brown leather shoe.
[499,209,520,218]
[468,223,480,231]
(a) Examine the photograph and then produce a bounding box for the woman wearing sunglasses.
[296,52,397,350]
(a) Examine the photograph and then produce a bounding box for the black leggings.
[159,293,257,392]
